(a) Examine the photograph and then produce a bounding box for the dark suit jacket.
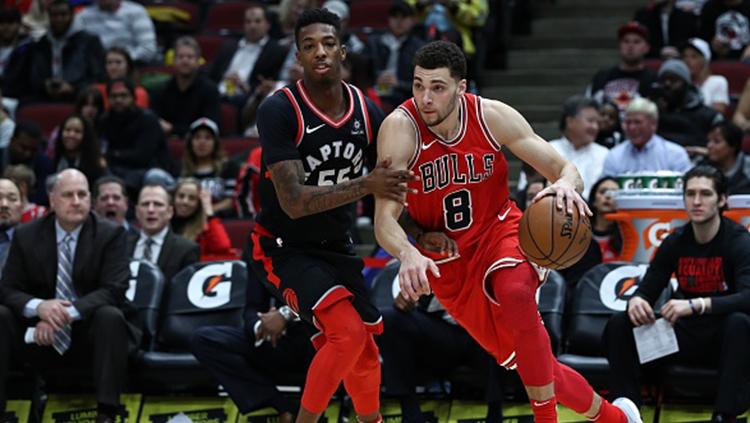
[4,29,105,101]
[0,212,129,320]
[126,229,199,283]
[208,37,288,94]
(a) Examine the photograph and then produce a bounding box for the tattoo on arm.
[268,160,368,218]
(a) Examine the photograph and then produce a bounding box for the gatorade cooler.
[727,195,750,231]
[605,193,687,264]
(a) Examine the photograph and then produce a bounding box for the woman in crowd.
[47,87,105,158]
[704,121,750,194]
[181,117,237,216]
[172,177,236,261]
[95,47,149,109]
[53,114,107,185]
[683,37,729,114]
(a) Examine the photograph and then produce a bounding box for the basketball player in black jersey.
[250,8,415,423]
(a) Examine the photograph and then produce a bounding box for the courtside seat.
[16,103,74,138]
[137,261,247,392]
[127,260,167,350]
[538,271,566,356]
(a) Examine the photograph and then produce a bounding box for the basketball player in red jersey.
[374,41,642,423]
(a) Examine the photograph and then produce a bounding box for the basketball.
[518,195,592,270]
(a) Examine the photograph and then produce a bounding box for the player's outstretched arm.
[482,98,591,217]
[267,157,415,219]
[374,111,439,301]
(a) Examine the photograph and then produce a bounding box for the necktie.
[0,231,10,269]
[53,234,74,355]
[143,237,155,263]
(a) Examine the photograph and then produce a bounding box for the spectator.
[651,59,723,153]
[275,0,314,82]
[93,175,136,235]
[678,0,710,14]
[684,37,729,114]
[191,262,314,423]
[699,0,750,60]
[601,97,692,176]
[3,164,45,222]
[0,88,15,154]
[321,0,365,55]
[171,178,234,261]
[705,121,750,193]
[46,87,105,160]
[604,165,750,423]
[53,114,106,186]
[73,0,157,63]
[364,0,425,108]
[101,78,171,197]
[95,47,149,110]
[634,0,699,59]
[6,0,104,102]
[154,37,220,138]
[0,178,23,270]
[587,21,657,111]
[21,0,49,40]
[596,100,625,149]
[127,183,198,282]
[0,7,25,78]
[208,3,287,104]
[0,169,139,423]
[180,118,237,217]
[515,175,546,211]
[550,96,608,199]
[2,121,53,206]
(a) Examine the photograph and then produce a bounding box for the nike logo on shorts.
[306,123,326,134]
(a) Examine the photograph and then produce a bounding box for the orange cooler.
[606,194,687,264]
[727,195,750,231]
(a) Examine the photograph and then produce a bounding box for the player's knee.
[491,268,537,325]
[318,300,368,352]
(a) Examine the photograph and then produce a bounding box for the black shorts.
[249,228,383,338]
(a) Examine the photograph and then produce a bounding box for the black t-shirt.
[589,66,657,109]
[255,81,384,243]
[700,0,750,59]
[635,216,750,314]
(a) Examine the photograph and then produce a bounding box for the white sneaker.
[612,397,643,423]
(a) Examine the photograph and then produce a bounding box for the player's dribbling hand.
[366,157,418,204]
[660,299,692,325]
[417,232,458,257]
[398,249,439,302]
[627,296,656,326]
[532,179,592,217]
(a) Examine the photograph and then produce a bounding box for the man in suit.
[127,184,199,282]
[208,2,287,102]
[93,175,137,237]
[0,178,23,272]
[0,169,137,423]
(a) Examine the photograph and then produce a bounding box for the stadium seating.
[222,136,259,157]
[538,271,566,356]
[220,102,238,135]
[222,218,254,251]
[195,34,227,64]
[709,61,750,98]
[136,260,247,392]
[16,103,74,138]
[127,259,167,350]
[350,0,391,30]
[204,2,250,35]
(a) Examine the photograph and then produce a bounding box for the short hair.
[106,77,136,96]
[174,35,201,57]
[12,121,42,143]
[75,86,104,114]
[3,164,35,191]
[48,0,72,11]
[0,177,22,197]
[93,175,127,199]
[245,1,268,20]
[295,8,341,48]
[105,46,135,78]
[413,41,466,80]
[625,97,659,120]
[559,95,600,131]
[139,183,173,204]
[710,120,743,153]
[683,164,728,199]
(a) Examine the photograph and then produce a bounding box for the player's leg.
[298,298,370,423]
[342,333,382,423]
[489,264,638,423]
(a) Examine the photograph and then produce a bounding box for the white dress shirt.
[133,226,169,264]
[548,136,609,199]
[220,36,268,95]
[23,220,83,320]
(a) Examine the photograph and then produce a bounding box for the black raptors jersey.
[255,80,383,244]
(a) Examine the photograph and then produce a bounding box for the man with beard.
[651,59,723,154]
[102,78,172,197]
[587,21,657,112]
[0,178,23,270]
[3,122,53,206]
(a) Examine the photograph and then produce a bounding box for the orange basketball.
[518,195,592,270]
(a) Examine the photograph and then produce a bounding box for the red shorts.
[424,202,548,368]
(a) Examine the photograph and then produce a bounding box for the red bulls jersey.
[401,93,510,251]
